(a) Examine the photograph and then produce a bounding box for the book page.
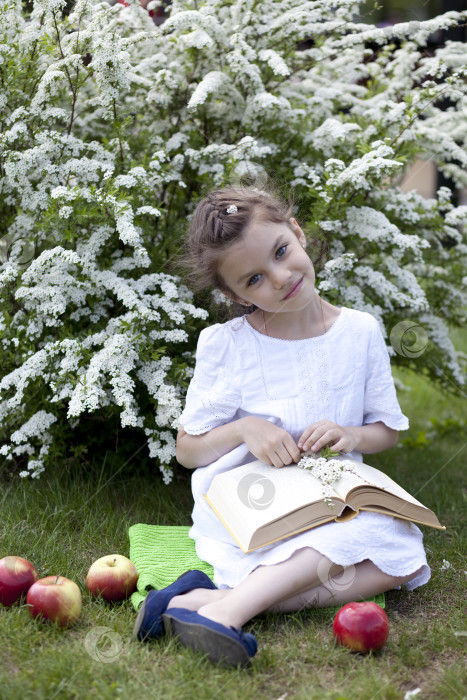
[206,459,339,531]
[332,459,428,509]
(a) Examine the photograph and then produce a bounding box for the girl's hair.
[174,186,295,318]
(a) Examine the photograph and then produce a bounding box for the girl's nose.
[271,270,292,289]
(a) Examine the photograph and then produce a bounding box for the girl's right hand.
[239,417,302,468]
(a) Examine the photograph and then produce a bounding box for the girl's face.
[218,218,315,313]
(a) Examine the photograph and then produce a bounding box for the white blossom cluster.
[1,0,466,480]
[298,455,362,507]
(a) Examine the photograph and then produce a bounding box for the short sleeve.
[363,317,409,431]
[178,324,242,435]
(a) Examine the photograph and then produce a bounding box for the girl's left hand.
[297,420,359,455]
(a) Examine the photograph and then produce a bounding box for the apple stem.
[56,575,60,584]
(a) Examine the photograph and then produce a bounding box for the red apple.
[0,556,39,607]
[86,554,138,602]
[333,601,389,652]
[26,575,82,627]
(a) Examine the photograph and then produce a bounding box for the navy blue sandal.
[162,607,258,668]
[132,570,217,642]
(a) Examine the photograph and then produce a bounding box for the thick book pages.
[204,456,445,553]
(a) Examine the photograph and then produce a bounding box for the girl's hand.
[297,420,359,455]
[239,417,302,468]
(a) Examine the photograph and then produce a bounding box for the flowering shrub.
[1,0,466,479]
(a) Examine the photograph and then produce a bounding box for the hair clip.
[225,205,238,214]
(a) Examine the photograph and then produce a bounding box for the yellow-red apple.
[26,575,82,627]
[86,554,138,602]
[0,556,39,607]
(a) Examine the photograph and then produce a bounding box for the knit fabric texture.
[129,523,385,612]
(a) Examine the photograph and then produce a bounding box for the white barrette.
[225,205,238,214]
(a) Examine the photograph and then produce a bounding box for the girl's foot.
[162,607,257,668]
[196,601,238,629]
[132,570,217,642]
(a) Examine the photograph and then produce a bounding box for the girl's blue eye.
[247,245,287,287]
[247,274,261,287]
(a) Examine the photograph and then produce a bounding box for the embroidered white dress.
[178,307,430,591]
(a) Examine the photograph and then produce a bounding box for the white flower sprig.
[297,447,361,508]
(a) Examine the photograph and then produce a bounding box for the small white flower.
[211,289,232,306]
[58,206,73,219]
[226,205,238,214]
[298,456,365,506]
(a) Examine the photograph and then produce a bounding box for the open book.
[204,456,445,553]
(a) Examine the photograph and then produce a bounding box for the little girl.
[133,186,430,667]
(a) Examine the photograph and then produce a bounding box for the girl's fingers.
[328,437,345,452]
[269,441,301,468]
[301,431,326,452]
[271,450,288,468]
[299,423,351,454]
[299,422,335,450]
[310,429,339,452]
[298,431,315,450]
[274,446,296,468]
[287,440,303,464]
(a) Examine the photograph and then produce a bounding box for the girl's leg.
[169,587,229,611]
[192,547,337,628]
[174,548,422,629]
[167,555,346,615]
[167,559,416,614]
[167,547,326,623]
[267,558,424,613]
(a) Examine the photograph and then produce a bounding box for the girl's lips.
[282,277,303,300]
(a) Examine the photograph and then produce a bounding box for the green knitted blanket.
[129,523,384,612]
[129,524,213,611]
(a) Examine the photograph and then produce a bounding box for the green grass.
[1,370,466,700]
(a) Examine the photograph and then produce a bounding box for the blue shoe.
[132,570,217,642]
[162,607,258,668]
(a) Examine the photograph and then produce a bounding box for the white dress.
[178,307,431,591]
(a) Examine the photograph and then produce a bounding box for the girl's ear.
[289,218,306,247]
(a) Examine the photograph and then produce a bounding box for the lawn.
[1,365,466,700]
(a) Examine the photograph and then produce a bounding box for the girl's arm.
[177,416,303,469]
[176,421,245,470]
[340,422,399,454]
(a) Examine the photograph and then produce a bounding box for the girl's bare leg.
[168,588,229,611]
[167,548,325,621]
[168,548,423,629]
[267,558,424,613]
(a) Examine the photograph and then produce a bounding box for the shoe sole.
[132,597,153,641]
[162,612,252,668]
